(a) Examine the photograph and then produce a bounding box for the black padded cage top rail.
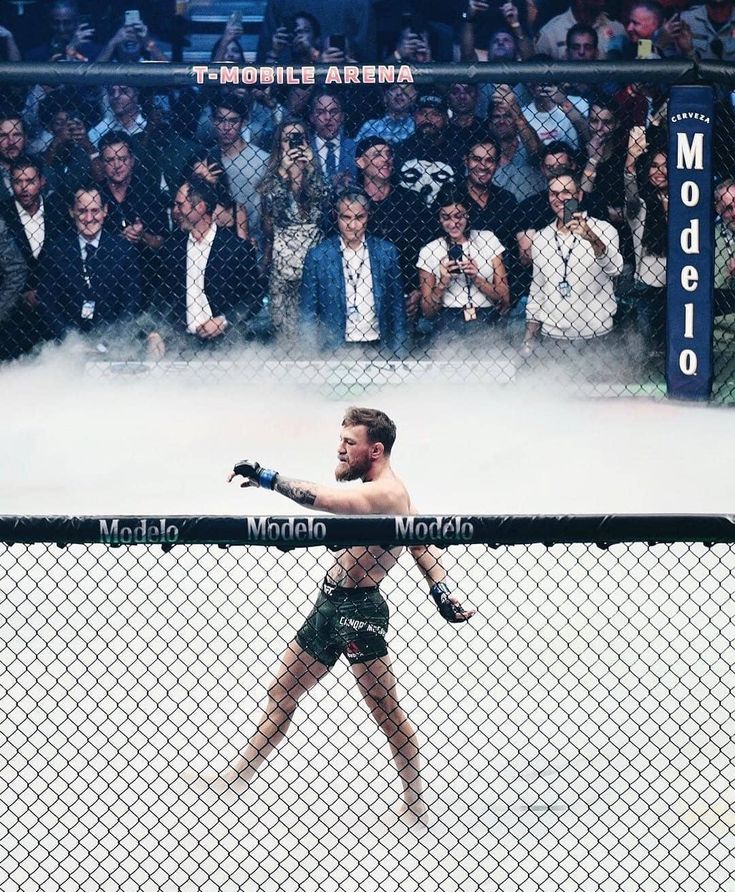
[1,513,735,548]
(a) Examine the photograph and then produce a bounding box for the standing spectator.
[418,185,509,338]
[535,0,626,59]
[185,151,250,241]
[259,118,330,340]
[300,190,409,358]
[146,178,263,359]
[354,136,430,323]
[564,24,600,98]
[0,25,21,62]
[24,1,100,62]
[0,156,69,357]
[211,93,270,249]
[257,0,375,62]
[0,215,28,361]
[445,83,489,160]
[679,1,735,61]
[96,10,167,62]
[355,84,418,147]
[523,64,590,152]
[386,15,433,63]
[522,172,623,355]
[37,183,142,343]
[394,92,459,206]
[308,91,357,191]
[0,113,31,201]
[88,85,147,145]
[607,1,665,59]
[714,178,735,322]
[487,91,546,201]
[624,126,668,359]
[461,1,535,63]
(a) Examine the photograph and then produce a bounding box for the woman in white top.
[418,185,509,336]
[624,126,668,355]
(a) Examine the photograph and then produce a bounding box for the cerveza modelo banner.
[1,515,735,548]
[667,85,715,400]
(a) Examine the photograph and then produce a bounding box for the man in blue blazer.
[309,91,358,190]
[300,189,409,358]
[37,183,142,344]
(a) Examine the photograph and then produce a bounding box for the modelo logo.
[394,516,475,543]
[245,517,327,542]
[673,124,710,377]
[99,518,180,545]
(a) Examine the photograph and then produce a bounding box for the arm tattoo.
[274,477,317,507]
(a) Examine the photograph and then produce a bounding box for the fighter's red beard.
[335,457,370,482]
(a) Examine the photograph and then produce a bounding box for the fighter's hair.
[342,407,397,455]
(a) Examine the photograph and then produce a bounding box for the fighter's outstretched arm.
[228,459,404,515]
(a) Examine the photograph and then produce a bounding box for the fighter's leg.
[351,655,427,823]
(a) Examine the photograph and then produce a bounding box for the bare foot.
[181,766,251,796]
[382,797,430,831]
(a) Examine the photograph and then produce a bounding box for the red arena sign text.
[190,64,414,86]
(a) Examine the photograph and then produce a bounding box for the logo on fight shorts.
[394,516,474,543]
[345,641,363,658]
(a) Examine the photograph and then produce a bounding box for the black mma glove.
[430,582,472,624]
[232,459,279,490]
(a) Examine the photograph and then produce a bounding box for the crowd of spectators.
[0,0,733,371]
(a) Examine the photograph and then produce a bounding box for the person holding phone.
[418,184,509,337]
[97,10,167,62]
[259,118,330,340]
[522,172,622,358]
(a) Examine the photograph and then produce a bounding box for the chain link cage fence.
[0,60,732,399]
[1,514,735,892]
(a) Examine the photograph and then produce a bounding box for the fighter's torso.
[326,544,404,588]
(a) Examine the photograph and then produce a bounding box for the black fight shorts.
[295,580,390,668]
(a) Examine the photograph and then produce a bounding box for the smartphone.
[448,244,464,262]
[637,38,653,59]
[124,9,142,26]
[562,198,580,225]
[288,131,305,148]
[329,34,346,52]
[228,11,242,26]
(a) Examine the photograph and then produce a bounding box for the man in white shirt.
[522,66,590,153]
[523,172,623,354]
[146,177,263,358]
[300,190,409,357]
[535,0,626,60]
[88,85,147,147]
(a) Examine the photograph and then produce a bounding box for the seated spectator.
[624,125,668,358]
[714,178,735,320]
[679,0,735,61]
[25,0,100,62]
[262,11,324,64]
[37,183,143,343]
[355,84,418,147]
[146,178,263,359]
[257,0,375,63]
[523,63,590,152]
[98,131,169,302]
[0,25,21,62]
[300,189,409,358]
[535,0,626,59]
[354,136,431,323]
[96,8,167,62]
[0,156,70,357]
[88,85,147,146]
[522,172,623,355]
[386,15,433,63]
[608,1,665,59]
[445,83,489,161]
[210,92,270,249]
[376,3,457,62]
[487,91,547,201]
[418,184,509,337]
[394,92,460,207]
[308,90,357,191]
[461,2,534,64]
[459,136,520,256]
[260,118,330,340]
[184,151,250,241]
[0,214,28,362]
[0,112,32,200]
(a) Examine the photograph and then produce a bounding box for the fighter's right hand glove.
[231,459,279,489]
[429,582,475,623]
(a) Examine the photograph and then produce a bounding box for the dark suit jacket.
[309,133,358,184]
[37,230,142,340]
[0,193,71,291]
[151,227,264,337]
[300,234,408,358]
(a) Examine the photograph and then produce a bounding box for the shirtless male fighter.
[216,406,474,826]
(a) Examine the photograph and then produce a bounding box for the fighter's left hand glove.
[429,582,475,623]
[231,459,279,489]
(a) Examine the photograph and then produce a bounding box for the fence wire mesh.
[2,536,734,892]
[0,63,732,400]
